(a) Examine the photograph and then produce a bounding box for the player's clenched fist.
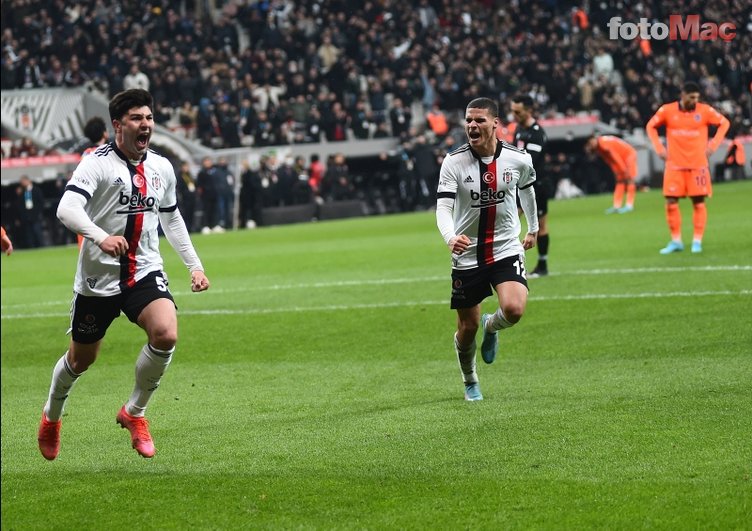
[100,235,129,257]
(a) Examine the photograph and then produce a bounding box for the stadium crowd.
[1,0,750,247]
[2,0,750,148]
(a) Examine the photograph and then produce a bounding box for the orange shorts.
[663,167,712,198]
[615,155,638,182]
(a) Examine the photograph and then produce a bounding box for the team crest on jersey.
[694,114,701,121]
[501,168,518,183]
[151,174,161,190]
[482,172,494,184]
[86,277,98,289]
[132,174,145,188]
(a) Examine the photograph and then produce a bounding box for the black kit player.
[510,94,550,277]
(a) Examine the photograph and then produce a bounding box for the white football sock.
[455,333,478,384]
[126,344,173,417]
[44,352,81,421]
[487,308,514,333]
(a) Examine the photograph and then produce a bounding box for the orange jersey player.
[646,81,729,254]
[1,226,13,255]
[585,135,638,214]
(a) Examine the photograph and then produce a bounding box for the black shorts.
[450,254,528,309]
[69,270,176,344]
[517,181,549,217]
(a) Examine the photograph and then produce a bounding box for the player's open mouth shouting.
[135,131,150,151]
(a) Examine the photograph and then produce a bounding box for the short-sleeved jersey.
[596,135,637,175]
[437,141,536,270]
[513,121,547,178]
[65,142,179,296]
[646,101,729,170]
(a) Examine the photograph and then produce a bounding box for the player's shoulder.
[76,143,114,170]
[662,101,680,113]
[531,121,546,132]
[697,102,722,116]
[447,143,472,158]
[530,121,547,140]
[146,148,176,173]
[500,141,533,165]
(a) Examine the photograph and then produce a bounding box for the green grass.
[2,182,751,530]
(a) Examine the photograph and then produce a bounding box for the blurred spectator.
[14,175,45,248]
[177,101,198,139]
[214,157,235,229]
[425,103,449,139]
[48,174,77,246]
[410,135,441,210]
[291,156,314,205]
[308,153,325,200]
[389,98,412,140]
[18,53,44,88]
[216,101,241,148]
[196,157,219,233]
[321,153,354,201]
[239,160,264,228]
[322,101,349,142]
[177,161,197,233]
[123,63,149,91]
[258,153,282,207]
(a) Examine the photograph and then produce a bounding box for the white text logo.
[607,15,736,41]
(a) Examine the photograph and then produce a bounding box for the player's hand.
[705,146,714,158]
[99,235,129,257]
[191,270,210,292]
[522,232,537,250]
[448,235,471,255]
[658,151,667,161]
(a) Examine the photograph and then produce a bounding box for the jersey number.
[156,276,168,292]
[514,259,526,279]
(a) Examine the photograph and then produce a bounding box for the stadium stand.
[1,0,750,240]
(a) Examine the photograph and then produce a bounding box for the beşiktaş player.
[436,97,538,401]
[37,89,210,461]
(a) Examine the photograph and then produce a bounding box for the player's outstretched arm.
[159,208,209,292]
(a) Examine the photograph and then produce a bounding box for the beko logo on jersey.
[470,188,506,208]
[117,191,156,214]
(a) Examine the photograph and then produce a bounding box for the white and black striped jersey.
[437,141,536,270]
[64,142,182,296]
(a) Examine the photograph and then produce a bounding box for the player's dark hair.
[83,117,107,144]
[466,97,498,118]
[109,89,153,122]
[511,94,535,109]
[682,81,701,94]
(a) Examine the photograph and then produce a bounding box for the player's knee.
[68,343,99,373]
[149,327,177,351]
[68,357,94,374]
[502,303,525,324]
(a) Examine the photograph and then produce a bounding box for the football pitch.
[2,181,750,529]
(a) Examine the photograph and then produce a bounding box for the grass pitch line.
[3,289,750,319]
[173,264,752,296]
